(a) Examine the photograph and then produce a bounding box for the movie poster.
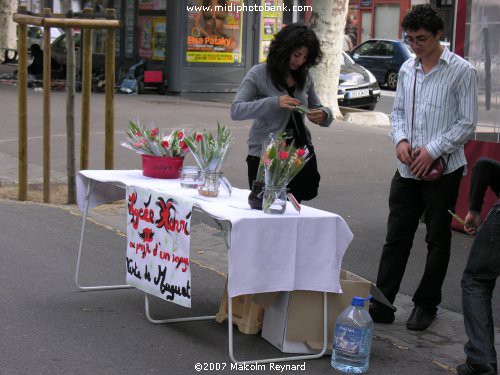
[186,0,243,64]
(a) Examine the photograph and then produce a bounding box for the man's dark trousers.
[375,167,463,307]
[462,203,500,366]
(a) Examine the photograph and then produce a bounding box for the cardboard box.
[261,270,392,354]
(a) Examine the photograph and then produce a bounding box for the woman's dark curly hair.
[402,4,444,35]
[266,23,322,90]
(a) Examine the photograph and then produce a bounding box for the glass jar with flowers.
[122,119,190,179]
[183,122,233,197]
[258,132,311,214]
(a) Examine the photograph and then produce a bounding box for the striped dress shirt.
[390,47,478,179]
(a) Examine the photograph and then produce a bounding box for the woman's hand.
[307,109,326,125]
[279,95,301,110]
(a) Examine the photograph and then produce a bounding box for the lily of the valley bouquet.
[122,119,190,157]
[183,122,233,172]
[184,122,233,197]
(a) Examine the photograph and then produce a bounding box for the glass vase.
[263,185,287,214]
[198,171,232,198]
[179,166,200,189]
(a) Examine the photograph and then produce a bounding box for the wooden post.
[104,9,115,170]
[80,8,93,170]
[43,8,51,203]
[14,10,121,200]
[17,6,28,201]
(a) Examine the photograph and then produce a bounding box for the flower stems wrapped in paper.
[122,118,192,178]
[122,119,190,158]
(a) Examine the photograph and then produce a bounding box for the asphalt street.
[0,65,498,373]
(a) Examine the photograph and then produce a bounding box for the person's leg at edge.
[459,205,500,374]
[370,171,423,322]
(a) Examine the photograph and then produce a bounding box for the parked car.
[337,51,381,111]
[51,31,105,76]
[27,26,64,51]
[348,39,414,90]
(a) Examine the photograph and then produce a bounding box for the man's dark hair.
[401,4,444,35]
[266,23,322,90]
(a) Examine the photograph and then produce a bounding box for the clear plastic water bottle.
[331,296,374,373]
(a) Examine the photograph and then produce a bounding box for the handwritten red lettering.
[128,193,155,230]
[156,197,190,236]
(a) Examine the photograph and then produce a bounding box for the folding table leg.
[75,179,133,291]
[144,294,216,324]
[228,292,328,364]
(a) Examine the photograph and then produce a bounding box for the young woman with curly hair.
[230,23,333,202]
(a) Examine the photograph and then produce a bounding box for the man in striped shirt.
[369,5,478,332]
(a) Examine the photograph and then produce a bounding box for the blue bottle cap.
[351,297,365,306]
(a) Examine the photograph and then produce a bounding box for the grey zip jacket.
[230,63,333,157]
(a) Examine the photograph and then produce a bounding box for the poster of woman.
[186,0,242,64]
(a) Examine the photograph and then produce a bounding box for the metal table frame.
[75,176,329,364]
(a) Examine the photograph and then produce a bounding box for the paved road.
[0,70,499,373]
[0,77,498,322]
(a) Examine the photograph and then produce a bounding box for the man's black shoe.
[406,306,436,331]
[456,362,497,375]
[369,301,395,324]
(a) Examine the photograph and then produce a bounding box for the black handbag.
[286,111,320,201]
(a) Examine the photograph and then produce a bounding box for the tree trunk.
[0,0,17,63]
[63,0,77,204]
[310,0,349,120]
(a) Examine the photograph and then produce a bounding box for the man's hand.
[464,211,482,235]
[410,147,435,177]
[396,140,413,166]
[307,109,326,125]
[279,95,301,110]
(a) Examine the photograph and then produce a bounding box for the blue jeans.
[462,203,500,365]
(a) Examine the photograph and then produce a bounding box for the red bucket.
[141,155,184,179]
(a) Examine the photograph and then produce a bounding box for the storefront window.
[186,0,243,64]
[124,0,135,58]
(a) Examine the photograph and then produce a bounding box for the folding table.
[75,170,353,364]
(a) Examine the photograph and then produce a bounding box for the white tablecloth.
[77,170,353,298]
